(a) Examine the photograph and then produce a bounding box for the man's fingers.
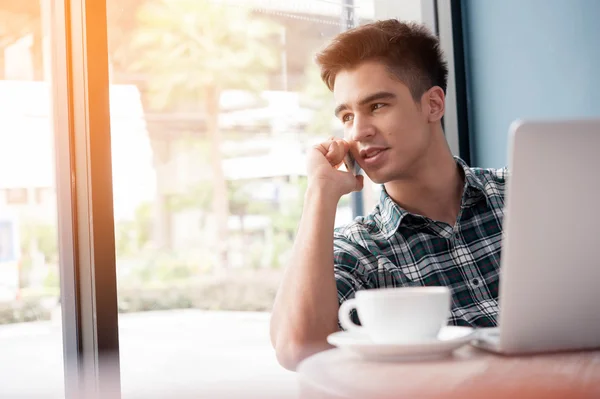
[325,140,347,165]
[314,141,328,156]
[313,139,351,168]
[342,140,350,152]
[327,140,340,156]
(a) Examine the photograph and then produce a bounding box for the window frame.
[436,0,472,164]
[52,0,121,397]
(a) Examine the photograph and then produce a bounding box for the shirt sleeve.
[333,232,377,329]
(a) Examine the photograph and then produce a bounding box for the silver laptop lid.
[498,118,600,354]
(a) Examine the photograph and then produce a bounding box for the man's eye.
[342,114,354,123]
[372,103,386,111]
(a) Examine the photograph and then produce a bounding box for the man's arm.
[269,184,340,370]
[269,138,363,371]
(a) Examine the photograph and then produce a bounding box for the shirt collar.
[377,157,488,239]
[455,156,486,195]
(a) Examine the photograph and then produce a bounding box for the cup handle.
[338,298,364,332]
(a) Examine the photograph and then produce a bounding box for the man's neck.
[384,140,465,226]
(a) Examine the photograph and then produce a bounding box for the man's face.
[333,61,435,184]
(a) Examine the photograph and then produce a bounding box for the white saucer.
[327,326,476,362]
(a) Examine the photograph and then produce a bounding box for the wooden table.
[297,346,600,399]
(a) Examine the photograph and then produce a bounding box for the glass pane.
[0,1,64,398]
[106,0,422,397]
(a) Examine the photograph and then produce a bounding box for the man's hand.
[307,138,364,198]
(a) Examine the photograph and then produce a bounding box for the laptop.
[473,118,600,355]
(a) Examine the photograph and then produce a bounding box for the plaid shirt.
[334,157,508,328]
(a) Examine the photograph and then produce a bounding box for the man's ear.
[424,86,445,123]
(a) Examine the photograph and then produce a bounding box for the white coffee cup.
[338,287,451,343]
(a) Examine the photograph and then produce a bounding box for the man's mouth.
[360,147,389,160]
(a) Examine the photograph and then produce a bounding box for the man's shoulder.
[334,215,376,241]
[333,207,385,248]
[468,164,509,183]
[467,164,509,194]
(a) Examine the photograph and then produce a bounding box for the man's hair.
[315,19,448,101]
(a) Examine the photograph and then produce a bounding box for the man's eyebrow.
[334,91,397,117]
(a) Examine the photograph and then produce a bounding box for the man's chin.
[363,171,388,185]
[365,168,410,185]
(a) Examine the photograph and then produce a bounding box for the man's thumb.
[354,175,365,191]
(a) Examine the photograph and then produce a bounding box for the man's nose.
[349,115,376,142]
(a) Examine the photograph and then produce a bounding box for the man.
[270,19,507,371]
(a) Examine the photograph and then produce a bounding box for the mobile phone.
[343,152,360,175]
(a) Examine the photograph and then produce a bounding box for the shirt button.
[471,278,481,287]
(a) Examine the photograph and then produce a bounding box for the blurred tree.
[300,57,340,137]
[106,0,148,74]
[271,176,307,240]
[126,0,280,269]
[228,180,251,235]
[18,220,58,288]
[115,201,154,257]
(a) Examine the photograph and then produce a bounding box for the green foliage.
[166,185,213,213]
[118,250,210,287]
[134,201,153,247]
[300,57,339,137]
[0,299,52,325]
[121,1,286,271]
[269,231,293,269]
[271,176,307,235]
[43,265,59,290]
[19,222,58,264]
[228,180,252,216]
[115,201,154,257]
[127,0,282,111]
[0,269,282,323]
[18,222,58,287]
[118,270,281,313]
[262,177,307,268]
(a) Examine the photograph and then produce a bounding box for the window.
[0,1,64,397]
[1,0,435,397]
[106,0,426,397]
